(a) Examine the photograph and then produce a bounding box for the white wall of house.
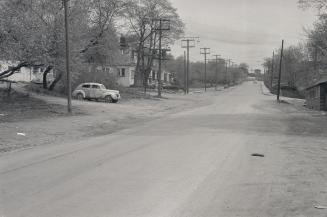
[116,66,135,87]
[148,70,172,84]
[0,60,54,83]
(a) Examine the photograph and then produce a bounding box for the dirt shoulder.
[0,85,218,154]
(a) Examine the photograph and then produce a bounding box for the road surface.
[1,82,327,217]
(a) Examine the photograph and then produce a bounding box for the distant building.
[107,35,173,87]
[254,69,263,81]
[305,78,327,111]
[0,60,54,84]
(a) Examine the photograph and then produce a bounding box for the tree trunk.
[134,42,143,87]
[0,62,29,79]
[49,71,63,91]
[42,66,54,89]
[7,82,12,97]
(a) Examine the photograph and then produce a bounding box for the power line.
[225,59,231,86]
[212,54,221,91]
[200,47,210,92]
[153,18,170,97]
[277,40,284,102]
[63,0,71,114]
[270,51,275,90]
[181,37,200,94]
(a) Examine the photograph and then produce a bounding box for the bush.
[163,85,181,91]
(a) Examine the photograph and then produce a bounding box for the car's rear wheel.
[77,93,84,101]
[105,95,113,103]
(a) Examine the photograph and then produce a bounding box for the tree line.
[165,56,249,88]
[263,0,327,94]
[0,0,184,92]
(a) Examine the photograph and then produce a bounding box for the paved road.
[1,82,327,217]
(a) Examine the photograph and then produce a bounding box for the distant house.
[148,69,173,87]
[115,64,136,87]
[305,78,327,111]
[0,60,54,84]
[108,36,173,87]
[112,41,136,87]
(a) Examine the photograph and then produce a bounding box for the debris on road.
[251,153,265,157]
[17,133,26,136]
[314,205,327,209]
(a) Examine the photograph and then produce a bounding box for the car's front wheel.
[104,95,113,103]
[76,93,84,101]
[112,99,118,103]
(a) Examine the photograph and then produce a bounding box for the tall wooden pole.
[157,20,162,97]
[64,0,72,113]
[270,51,274,90]
[277,40,284,102]
[184,51,187,94]
[186,40,190,94]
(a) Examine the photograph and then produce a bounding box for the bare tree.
[123,0,184,86]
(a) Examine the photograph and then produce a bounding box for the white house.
[0,60,54,83]
[104,35,174,87]
[116,65,135,87]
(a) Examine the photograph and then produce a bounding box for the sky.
[169,0,318,71]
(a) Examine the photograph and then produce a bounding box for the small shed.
[305,78,327,111]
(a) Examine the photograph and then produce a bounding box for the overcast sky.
[169,0,317,71]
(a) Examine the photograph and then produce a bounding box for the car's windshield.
[100,84,106,89]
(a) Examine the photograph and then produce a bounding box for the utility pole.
[184,51,187,94]
[158,22,162,97]
[200,48,210,92]
[154,18,170,97]
[270,51,274,90]
[142,45,146,94]
[63,0,72,113]
[181,37,200,94]
[277,40,284,102]
[225,59,231,86]
[212,54,221,90]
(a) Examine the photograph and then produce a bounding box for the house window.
[119,68,126,77]
[164,73,167,82]
[309,87,319,98]
[33,67,39,74]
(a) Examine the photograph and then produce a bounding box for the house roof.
[305,77,327,90]
[110,52,136,67]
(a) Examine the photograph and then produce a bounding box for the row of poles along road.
[265,39,285,102]
[63,0,285,113]
[181,37,235,94]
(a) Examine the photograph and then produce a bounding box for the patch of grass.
[24,83,66,98]
[0,88,81,122]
